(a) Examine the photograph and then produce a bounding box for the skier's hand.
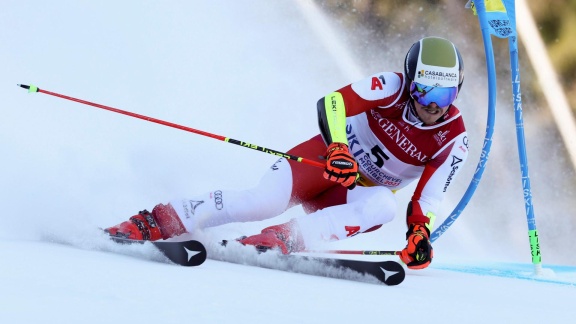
[323,142,358,189]
[399,223,433,269]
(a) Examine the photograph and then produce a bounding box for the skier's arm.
[317,72,405,145]
[317,92,358,189]
[407,132,469,229]
[317,72,406,189]
[400,132,468,269]
[317,92,348,146]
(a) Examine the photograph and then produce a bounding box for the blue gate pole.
[506,1,543,273]
[431,1,497,242]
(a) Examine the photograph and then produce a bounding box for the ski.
[287,255,405,286]
[110,236,207,267]
[219,239,405,285]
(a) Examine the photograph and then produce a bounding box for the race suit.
[168,71,468,246]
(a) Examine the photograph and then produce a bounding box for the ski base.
[288,255,405,286]
[110,236,207,267]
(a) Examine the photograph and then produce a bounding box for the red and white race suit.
[169,72,468,246]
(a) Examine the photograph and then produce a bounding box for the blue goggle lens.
[410,82,458,107]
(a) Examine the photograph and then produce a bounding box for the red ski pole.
[18,84,325,169]
[304,249,401,256]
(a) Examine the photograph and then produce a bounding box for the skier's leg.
[105,156,296,240]
[171,157,294,231]
[297,185,397,245]
[239,185,397,253]
[106,134,336,241]
[176,134,337,230]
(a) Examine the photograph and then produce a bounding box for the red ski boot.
[239,219,305,254]
[105,204,187,241]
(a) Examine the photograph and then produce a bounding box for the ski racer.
[106,36,469,270]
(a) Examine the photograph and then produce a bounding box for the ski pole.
[303,249,400,256]
[220,239,400,256]
[17,84,324,169]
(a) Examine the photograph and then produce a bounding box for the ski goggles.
[409,82,458,108]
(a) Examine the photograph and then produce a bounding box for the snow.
[1,1,575,323]
[1,235,575,323]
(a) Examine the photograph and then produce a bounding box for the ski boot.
[105,203,187,241]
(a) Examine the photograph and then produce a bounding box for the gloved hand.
[399,223,433,269]
[323,142,359,189]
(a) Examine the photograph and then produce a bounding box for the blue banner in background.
[469,0,517,40]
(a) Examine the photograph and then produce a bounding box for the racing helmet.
[404,37,464,107]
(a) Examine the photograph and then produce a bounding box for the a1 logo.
[345,225,360,237]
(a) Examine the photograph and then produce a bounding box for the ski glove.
[323,142,359,189]
[399,223,433,269]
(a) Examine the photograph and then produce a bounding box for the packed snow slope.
[1,233,575,324]
[1,1,575,323]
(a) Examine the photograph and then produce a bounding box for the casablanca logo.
[417,70,458,82]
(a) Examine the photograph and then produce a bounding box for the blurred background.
[1,0,574,266]
[312,0,576,265]
[321,0,576,110]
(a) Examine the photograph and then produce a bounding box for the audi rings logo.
[213,190,224,210]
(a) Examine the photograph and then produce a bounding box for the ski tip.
[378,261,406,286]
[179,240,208,267]
[153,240,207,267]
